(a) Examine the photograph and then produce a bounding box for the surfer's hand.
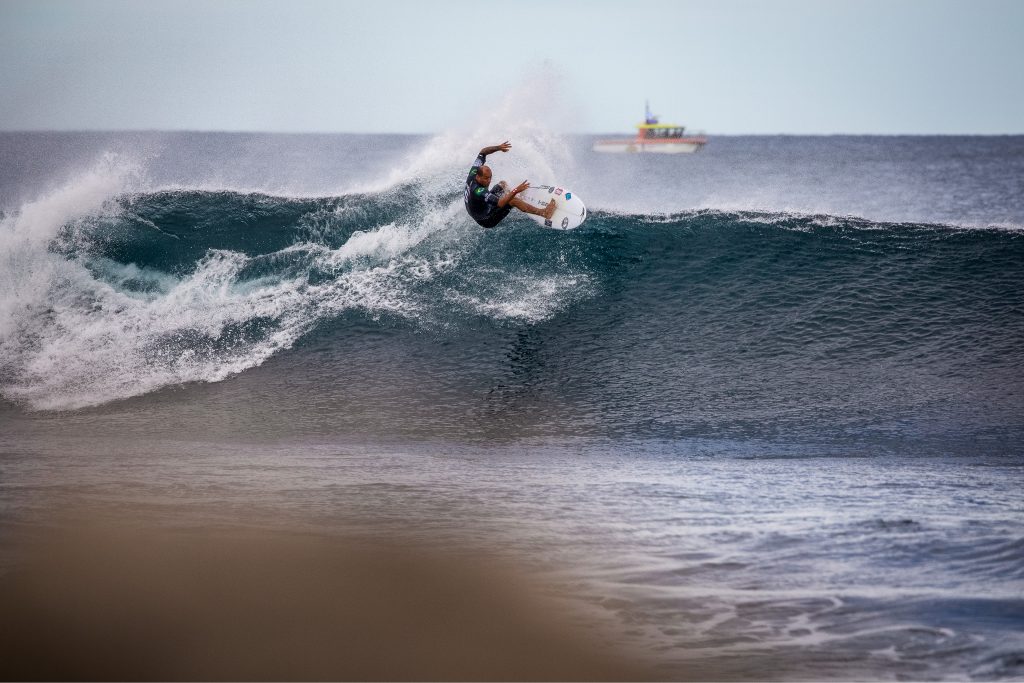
[513,180,529,194]
[497,141,511,153]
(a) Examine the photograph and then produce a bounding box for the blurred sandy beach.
[0,505,658,681]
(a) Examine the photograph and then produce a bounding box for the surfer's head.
[475,165,492,186]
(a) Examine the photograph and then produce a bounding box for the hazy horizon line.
[2,128,1023,137]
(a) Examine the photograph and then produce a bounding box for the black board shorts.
[473,185,511,228]
[475,206,511,228]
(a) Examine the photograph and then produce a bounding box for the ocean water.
[1,128,1023,680]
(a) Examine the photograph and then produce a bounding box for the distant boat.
[593,102,707,154]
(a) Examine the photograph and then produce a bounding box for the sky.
[1,0,1022,134]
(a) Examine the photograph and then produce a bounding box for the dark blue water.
[1,131,1022,679]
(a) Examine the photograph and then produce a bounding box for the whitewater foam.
[0,161,460,409]
[0,159,594,410]
[0,154,141,336]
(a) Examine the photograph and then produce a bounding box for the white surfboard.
[516,184,587,230]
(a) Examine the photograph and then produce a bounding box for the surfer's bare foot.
[544,199,556,219]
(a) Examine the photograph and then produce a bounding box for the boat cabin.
[638,125,688,140]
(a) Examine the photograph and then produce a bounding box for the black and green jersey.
[463,153,510,228]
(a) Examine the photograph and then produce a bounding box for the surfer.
[464,141,556,228]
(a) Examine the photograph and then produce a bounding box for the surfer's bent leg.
[509,196,557,219]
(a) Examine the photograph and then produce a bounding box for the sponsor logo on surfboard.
[565,193,571,200]
[555,188,563,195]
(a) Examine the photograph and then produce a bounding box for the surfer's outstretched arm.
[479,141,511,156]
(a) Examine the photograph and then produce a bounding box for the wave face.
[2,180,1022,452]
